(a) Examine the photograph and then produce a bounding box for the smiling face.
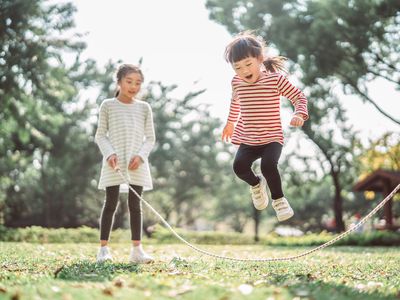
[232,56,263,83]
[117,72,143,102]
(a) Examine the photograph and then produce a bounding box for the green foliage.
[153,225,400,247]
[338,231,400,247]
[206,0,380,232]
[207,0,400,124]
[211,175,254,233]
[0,0,105,227]
[151,225,256,245]
[0,225,129,243]
[1,225,398,247]
[142,82,231,227]
[263,231,400,247]
[356,132,400,175]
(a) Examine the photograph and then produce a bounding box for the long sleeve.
[137,104,155,161]
[276,74,309,120]
[94,102,115,160]
[227,89,240,123]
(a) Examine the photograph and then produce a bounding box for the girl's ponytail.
[263,56,287,73]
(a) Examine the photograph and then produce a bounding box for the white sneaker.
[97,246,113,262]
[249,176,269,210]
[130,245,154,264]
[272,197,294,221]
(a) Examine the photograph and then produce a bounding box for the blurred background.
[1,0,399,241]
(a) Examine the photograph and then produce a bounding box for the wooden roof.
[353,169,400,192]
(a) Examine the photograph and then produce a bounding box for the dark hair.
[224,32,287,73]
[114,64,144,97]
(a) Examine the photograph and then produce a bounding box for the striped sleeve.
[227,88,240,123]
[137,103,156,161]
[94,102,116,159]
[276,74,309,120]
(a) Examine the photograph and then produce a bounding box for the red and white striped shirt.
[227,72,308,146]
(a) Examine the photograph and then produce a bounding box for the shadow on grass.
[286,280,397,300]
[267,272,397,300]
[55,260,140,282]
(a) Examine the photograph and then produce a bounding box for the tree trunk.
[41,153,51,227]
[383,179,393,228]
[331,170,345,232]
[304,130,346,233]
[253,205,260,242]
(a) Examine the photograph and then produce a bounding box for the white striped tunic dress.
[228,72,309,146]
[95,98,155,191]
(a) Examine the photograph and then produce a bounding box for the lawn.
[0,242,399,300]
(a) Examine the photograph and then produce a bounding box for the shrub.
[0,225,399,246]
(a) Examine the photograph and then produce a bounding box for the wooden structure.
[353,169,400,230]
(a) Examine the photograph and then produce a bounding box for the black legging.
[100,184,143,241]
[233,142,284,200]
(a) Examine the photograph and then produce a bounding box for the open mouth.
[245,74,253,80]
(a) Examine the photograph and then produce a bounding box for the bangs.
[226,38,262,63]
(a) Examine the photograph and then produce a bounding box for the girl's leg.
[99,185,120,245]
[233,144,261,186]
[128,185,154,263]
[128,184,143,244]
[260,142,284,200]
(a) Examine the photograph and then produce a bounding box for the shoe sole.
[277,209,294,222]
[97,258,113,263]
[254,201,268,210]
[130,259,154,264]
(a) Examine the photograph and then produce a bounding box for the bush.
[0,226,130,243]
[336,231,400,246]
[151,224,256,245]
[0,225,399,246]
[151,225,400,247]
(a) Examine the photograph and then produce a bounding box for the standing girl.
[221,32,308,221]
[95,64,155,263]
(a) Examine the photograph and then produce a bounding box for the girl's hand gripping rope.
[107,154,119,170]
[129,155,142,170]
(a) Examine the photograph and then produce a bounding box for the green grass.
[0,242,399,300]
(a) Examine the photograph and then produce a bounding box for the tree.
[0,0,104,227]
[356,132,400,176]
[354,132,400,224]
[213,176,252,233]
[205,0,368,231]
[142,81,228,227]
[206,0,400,125]
[272,85,357,232]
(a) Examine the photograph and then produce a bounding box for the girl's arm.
[222,89,239,142]
[94,102,116,160]
[137,103,156,162]
[276,74,309,120]
[227,90,240,124]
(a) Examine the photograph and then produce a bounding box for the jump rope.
[115,168,400,262]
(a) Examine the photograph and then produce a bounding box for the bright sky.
[68,0,399,146]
